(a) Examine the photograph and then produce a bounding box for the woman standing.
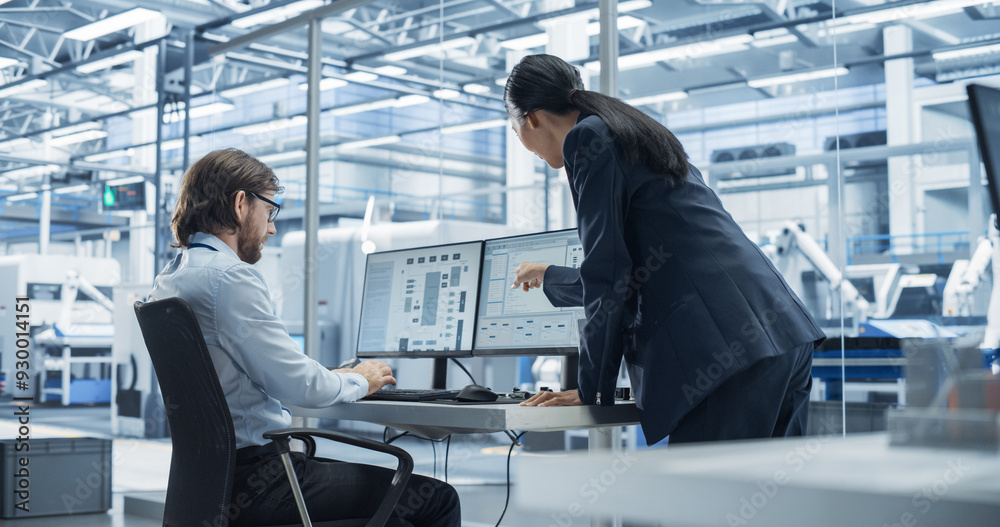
[507,54,826,445]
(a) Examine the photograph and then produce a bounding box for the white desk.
[291,399,640,527]
[514,432,1000,526]
[288,400,640,440]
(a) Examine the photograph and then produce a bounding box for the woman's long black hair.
[504,54,689,186]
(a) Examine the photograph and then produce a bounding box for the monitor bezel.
[355,239,483,359]
[472,228,582,357]
[967,84,1000,226]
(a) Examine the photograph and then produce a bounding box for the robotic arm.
[58,269,114,328]
[777,221,870,322]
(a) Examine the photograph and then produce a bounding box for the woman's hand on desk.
[520,389,582,407]
[349,360,397,395]
[512,262,550,292]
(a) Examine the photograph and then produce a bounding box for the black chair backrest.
[134,298,236,527]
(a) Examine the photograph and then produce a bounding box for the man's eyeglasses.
[227,189,280,222]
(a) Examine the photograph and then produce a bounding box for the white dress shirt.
[149,232,368,448]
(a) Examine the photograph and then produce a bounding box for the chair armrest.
[263,427,414,527]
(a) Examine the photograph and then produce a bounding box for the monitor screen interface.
[474,229,586,356]
[357,241,483,358]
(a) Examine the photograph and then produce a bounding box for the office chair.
[134,297,414,527]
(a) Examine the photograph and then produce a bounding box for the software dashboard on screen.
[356,241,483,358]
[474,229,586,356]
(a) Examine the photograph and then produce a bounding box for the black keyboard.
[363,388,461,402]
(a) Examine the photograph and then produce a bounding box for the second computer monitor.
[356,241,483,358]
[474,229,586,356]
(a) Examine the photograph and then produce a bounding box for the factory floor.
[0,403,655,527]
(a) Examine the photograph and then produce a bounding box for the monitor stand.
[431,358,448,389]
[561,354,579,391]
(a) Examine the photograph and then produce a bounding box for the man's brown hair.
[170,148,282,248]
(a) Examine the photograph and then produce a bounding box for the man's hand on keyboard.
[351,360,397,395]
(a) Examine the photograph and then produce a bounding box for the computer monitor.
[473,229,587,356]
[356,240,483,358]
[967,84,1000,224]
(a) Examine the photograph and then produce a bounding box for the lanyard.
[189,243,218,252]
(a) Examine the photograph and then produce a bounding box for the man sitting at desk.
[149,148,460,526]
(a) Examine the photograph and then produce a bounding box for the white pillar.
[543,1,592,232]
[505,49,543,233]
[129,16,167,283]
[39,185,51,255]
[884,25,917,250]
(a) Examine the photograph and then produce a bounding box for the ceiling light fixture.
[51,122,102,138]
[501,15,645,50]
[625,91,689,106]
[933,42,1000,61]
[747,66,849,88]
[0,57,22,69]
[54,184,92,195]
[164,102,234,123]
[338,135,401,150]
[65,8,161,42]
[344,71,378,82]
[373,65,407,76]
[585,34,754,71]
[750,28,799,48]
[2,164,60,180]
[0,79,48,98]
[7,192,38,201]
[233,116,308,135]
[162,137,202,150]
[463,83,491,95]
[84,149,132,162]
[828,0,989,28]
[49,130,108,147]
[383,36,476,62]
[0,138,32,151]
[106,175,146,186]
[219,78,290,98]
[433,88,460,99]
[297,78,348,91]
[76,50,144,73]
[328,94,430,117]
[258,151,306,164]
[539,0,651,28]
[231,0,323,29]
[498,33,549,51]
[440,119,508,135]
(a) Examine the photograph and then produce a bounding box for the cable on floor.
[496,431,525,527]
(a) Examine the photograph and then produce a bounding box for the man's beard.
[236,223,263,264]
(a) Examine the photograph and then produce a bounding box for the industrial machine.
[0,255,121,402]
[110,284,170,438]
[773,221,871,326]
[943,236,993,318]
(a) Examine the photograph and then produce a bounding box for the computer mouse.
[456,384,499,402]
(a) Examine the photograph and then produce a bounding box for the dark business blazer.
[546,114,826,445]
